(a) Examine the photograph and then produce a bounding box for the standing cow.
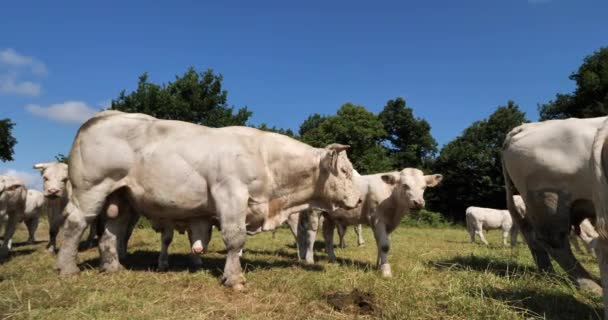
[502,117,606,295]
[0,175,27,258]
[57,111,361,291]
[465,195,524,246]
[297,168,442,277]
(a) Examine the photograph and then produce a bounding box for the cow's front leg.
[213,183,248,291]
[322,216,337,263]
[296,210,320,264]
[337,224,346,248]
[47,209,64,254]
[373,221,391,277]
[157,225,174,272]
[25,217,39,244]
[0,211,19,259]
[355,224,365,246]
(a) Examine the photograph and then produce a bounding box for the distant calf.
[465,195,524,246]
[0,175,27,258]
[22,189,45,244]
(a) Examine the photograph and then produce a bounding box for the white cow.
[503,116,606,295]
[297,168,442,277]
[57,111,361,291]
[465,195,524,246]
[33,162,70,253]
[0,175,27,258]
[570,218,599,256]
[22,189,45,244]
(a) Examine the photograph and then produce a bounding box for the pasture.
[0,220,602,320]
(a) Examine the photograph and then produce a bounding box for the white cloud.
[1,169,42,191]
[26,101,99,124]
[0,73,41,96]
[0,48,47,76]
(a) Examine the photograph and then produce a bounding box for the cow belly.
[482,216,504,229]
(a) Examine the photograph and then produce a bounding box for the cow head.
[381,168,442,210]
[318,144,361,211]
[0,175,26,215]
[33,162,69,199]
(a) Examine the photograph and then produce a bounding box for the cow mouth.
[45,194,60,200]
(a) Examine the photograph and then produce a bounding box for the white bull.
[58,110,361,291]
[503,116,606,296]
[0,175,27,258]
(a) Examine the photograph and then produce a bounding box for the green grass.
[0,221,603,319]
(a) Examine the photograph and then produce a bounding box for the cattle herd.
[2,110,608,316]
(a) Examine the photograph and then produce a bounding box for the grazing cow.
[57,111,361,291]
[22,189,45,244]
[502,116,606,295]
[570,218,599,256]
[465,196,524,246]
[0,175,27,258]
[297,168,442,277]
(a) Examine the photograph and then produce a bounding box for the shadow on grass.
[11,240,47,248]
[78,249,324,276]
[285,241,327,251]
[483,287,602,320]
[0,248,37,265]
[430,255,537,278]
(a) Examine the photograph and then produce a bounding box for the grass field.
[0,221,603,319]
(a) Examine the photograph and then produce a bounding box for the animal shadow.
[11,240,46,248]
[0,248,37,264]
[430,255,537,278]
[483,287,602,320]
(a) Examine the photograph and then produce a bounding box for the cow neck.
[46,195,68,212]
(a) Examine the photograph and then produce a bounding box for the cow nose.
[412,200,424,209]
[48,188,59,195]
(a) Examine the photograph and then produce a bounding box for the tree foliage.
[429,101,527,220]
[0,119,17,162]
[256,123,295,137]
[539,47,608,120]
[299,103,393,174]
[379,97,437,169]
[111,67,251,127]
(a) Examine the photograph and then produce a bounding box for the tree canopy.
[428,101,527,220]
[0,119,17,162]
[539,47,608,120]
[299,103,393,174]
[111,67,251,127]
[379,97,437,169]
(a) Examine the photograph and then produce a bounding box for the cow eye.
[43,177,49,181]
[62,178,68,183]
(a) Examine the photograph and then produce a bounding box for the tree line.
[2,47,608,222]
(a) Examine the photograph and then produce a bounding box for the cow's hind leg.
[157,225,174,272]
[57,186,111,276]
[531,191,601,293]
[475,222,489,245]
[212,182,248,291]
[337,223,346,248]
[296,210,319,264]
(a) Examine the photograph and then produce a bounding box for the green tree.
[111,67,251,127]
[379,97,438,169]
[429,101,527,220]
[299,103,393,174]
[539,47,608,120]
[0,119,17,162]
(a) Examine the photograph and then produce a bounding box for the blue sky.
[1,0,606,189]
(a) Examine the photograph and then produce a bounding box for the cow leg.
[46,208,64,254]
[297,210,320,264]
[212,183,248,291]
[322,217,337,263]
[502,226,510,246]
[158,225,173,272]
[530,191,601,293]
[372,221,391,277]
[510,224,519,247]
[286,212,299,247]
[56,201,95,275]
[0,211,19,259]
[84,218,98,248]
[337,224,346,248]
[188,219,213,269]
[121,210,139,259]
[475,222,489,245]
[594,239,608,319]
[355,224,365,246]
[25,216,39,244]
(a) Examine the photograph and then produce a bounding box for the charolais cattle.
[22,189,45,244]
[503,116,606,296]
[57,110,361,291]
[465,195,524,246]
[0,175,27,259]
[570,218,599,256]
[297,168,442,277]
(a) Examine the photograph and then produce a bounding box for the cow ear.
[33,163,50,172]
[325,143,350,154]
[425,174,443,187]
[381,173,399,185]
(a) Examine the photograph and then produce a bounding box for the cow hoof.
[358,243,365,247]
[380,264,392,277]
[101,263,124,273]
[222,274,246,290]
[231,283,245,292]
[578,278,602,295]
[158,264,169,272]
[305,258,315,265]
[46,246,57,254]
[59,264,80,276]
